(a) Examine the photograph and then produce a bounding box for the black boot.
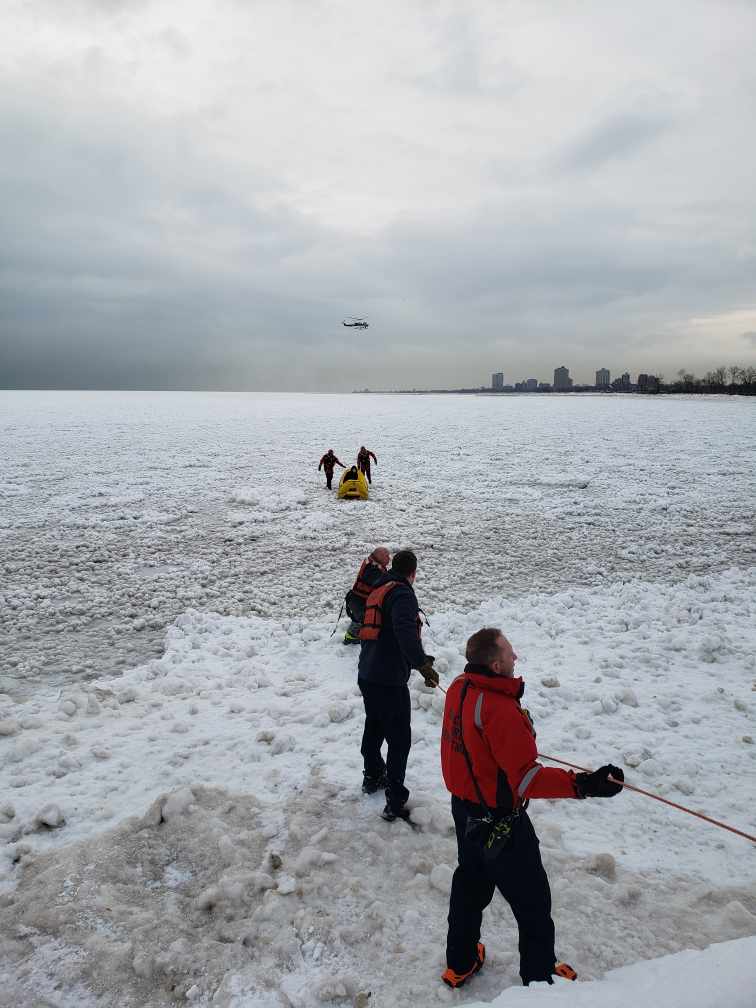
[381,802,410,822]
[362,771,388,795]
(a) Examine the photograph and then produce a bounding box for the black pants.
[446,797,556,985]
[358,680,410,810]
[324,469,334,489]
[359,461,371,483]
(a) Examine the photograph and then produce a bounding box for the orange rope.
[538,753,756,844]
[428,677,754,842]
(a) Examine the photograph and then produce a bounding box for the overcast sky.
[2,0,755,390]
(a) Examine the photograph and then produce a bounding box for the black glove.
[575,764,624,798]
[418,656,438,688]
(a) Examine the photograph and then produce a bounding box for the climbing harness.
[457,680,523,862]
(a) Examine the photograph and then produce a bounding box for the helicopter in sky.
[342,316,369,328]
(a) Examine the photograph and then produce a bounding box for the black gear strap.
[458,681,494,822]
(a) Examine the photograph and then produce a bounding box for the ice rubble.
[1,565,755,1005]
[2,774,755,1008]
[2,393,755,1004]
[3,392,755,691]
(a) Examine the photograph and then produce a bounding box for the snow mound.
[3,769,756,1007]
[465,935,756,1008]
[1,785,273,1006]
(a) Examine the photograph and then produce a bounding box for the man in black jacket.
[357,549,438,819]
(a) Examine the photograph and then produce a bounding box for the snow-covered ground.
[1,390,755,1007]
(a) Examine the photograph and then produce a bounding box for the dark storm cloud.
[2,1,755,390]
[377,201,754,315]
[0,91,346,388]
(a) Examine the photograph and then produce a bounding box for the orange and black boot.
[524,961,578,986]
[554,961,577,981]
[441,943,486,989]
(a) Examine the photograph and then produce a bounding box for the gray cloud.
[1,1,756,390]
[559,110,675,172]
[405,11,522,97]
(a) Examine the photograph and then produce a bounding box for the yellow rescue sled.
[337,466,369,500]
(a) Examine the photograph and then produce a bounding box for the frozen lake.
[1,390,755,694]
[1,391,755,1006]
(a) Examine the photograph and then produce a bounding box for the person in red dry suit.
[440,627,624,989]
[318,449,345,489]
[356,446,377,484]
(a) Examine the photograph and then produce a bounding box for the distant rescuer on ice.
[342,547,390,645]
[356,445,377,484]
[318,448,345,489]
[440,627,624,990]
[357,549,438,821]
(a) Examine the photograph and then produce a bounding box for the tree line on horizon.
[661,364,756,395]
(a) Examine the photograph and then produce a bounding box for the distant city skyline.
[489,364,657,390]
[483,362,756,392]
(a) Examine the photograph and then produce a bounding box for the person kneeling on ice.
[357,549,438,818]
[440,627,624,990]
[343,547,390,645]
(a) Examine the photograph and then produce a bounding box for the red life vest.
[350,554,387,601]
[359,580,422,641]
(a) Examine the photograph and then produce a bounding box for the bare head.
[391,548,417,585]
[371,547,390,568]
[466,627,518,677]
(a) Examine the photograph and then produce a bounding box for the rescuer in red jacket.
[440,627,624,990]
[318,449,345,489]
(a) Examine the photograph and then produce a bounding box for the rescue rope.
[538,753,756,844]
[429,678,752,841]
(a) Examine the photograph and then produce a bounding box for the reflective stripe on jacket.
[440,664,579,811]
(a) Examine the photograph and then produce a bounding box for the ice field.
[1,390,755,1007]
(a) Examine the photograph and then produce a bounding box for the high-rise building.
[621,372,631,389]
[492,372,504,390]
[595,368,610,387]
[553,366,573,391]
[525,378,538,391]
[637,374,659,392]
